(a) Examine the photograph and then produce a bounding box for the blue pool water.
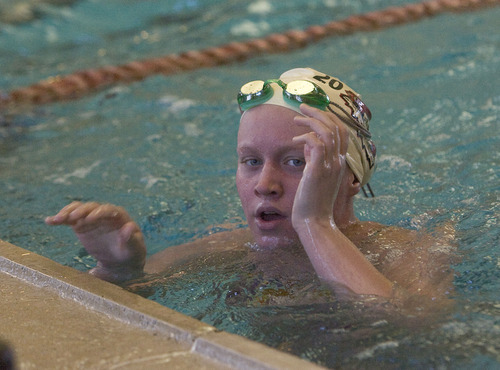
[1,0,499,368]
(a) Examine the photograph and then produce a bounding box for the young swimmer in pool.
[45,68,455,303]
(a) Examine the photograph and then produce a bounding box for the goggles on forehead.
[237,78,372,140]
[237,79,330,112]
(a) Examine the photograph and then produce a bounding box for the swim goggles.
[237,79,372,140]
[237,79,330,112]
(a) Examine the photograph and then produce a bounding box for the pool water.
[1,0,499,368]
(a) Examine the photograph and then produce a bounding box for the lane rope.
[1,0,498,108]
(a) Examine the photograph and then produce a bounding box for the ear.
[347,171,362,197]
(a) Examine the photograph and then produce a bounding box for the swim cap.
[239,67,376,187]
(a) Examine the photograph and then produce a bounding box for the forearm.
[297,218,393,297]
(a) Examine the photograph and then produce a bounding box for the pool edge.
[0,239,325,369]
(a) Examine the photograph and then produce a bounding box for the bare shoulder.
[343,220,458,297]
[343,220,456,254]
[145,227,253,274]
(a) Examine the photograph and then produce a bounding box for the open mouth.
[259,211,284,222]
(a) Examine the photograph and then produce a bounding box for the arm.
[46,202,249,282]
[144,227,251,274]
[295,219,394,297]
[292,104,393,297]
[45,201,146,283]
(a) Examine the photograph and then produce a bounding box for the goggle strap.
[328,102,372,139]
[361,183,375,198]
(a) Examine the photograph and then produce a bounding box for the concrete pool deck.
[0,239,324,369]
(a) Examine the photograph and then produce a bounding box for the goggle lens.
[238,80,273,111]
[286,80,315,95]
[238,79,330,112]
[283,80,329,109]
[240,80,266,95]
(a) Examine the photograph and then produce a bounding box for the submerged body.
[145,222,454,305]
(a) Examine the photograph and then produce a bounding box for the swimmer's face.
[236,105,309,249]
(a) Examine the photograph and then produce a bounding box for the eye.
[286,158,305,167]
[242,158,261,167]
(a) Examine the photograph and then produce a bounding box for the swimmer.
[45,67,455,304]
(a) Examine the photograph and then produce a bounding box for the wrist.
[90,260,145,283]
[293,215,337,235]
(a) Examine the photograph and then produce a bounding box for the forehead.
[237,105,309,149]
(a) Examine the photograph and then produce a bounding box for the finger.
[299,103,347,130]
[295,105,340,142]
[336,122,349,158]
[86,204,130,224]
[298,104,342,133]
[66,202,103,222]
[295,116,340,165]
[293,132,326,167]
[120,221,141,243]
[293,125,348,178]
[295,107,349,158]
[299,103,329,120]
[45,201,83,224]
[294,114,330,137]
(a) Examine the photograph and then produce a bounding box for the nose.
[254,162,283,198]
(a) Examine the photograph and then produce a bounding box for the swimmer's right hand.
[45,201,146,283]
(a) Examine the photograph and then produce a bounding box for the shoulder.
[145,226,252,274]
[343,220,457,297]
[344,220,456,259]
[341,221,404,244]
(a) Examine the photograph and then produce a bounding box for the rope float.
[1,0,498,109]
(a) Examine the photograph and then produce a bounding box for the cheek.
[235,169,244,194]
[285,178,301,198]
[236,172,251,205]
